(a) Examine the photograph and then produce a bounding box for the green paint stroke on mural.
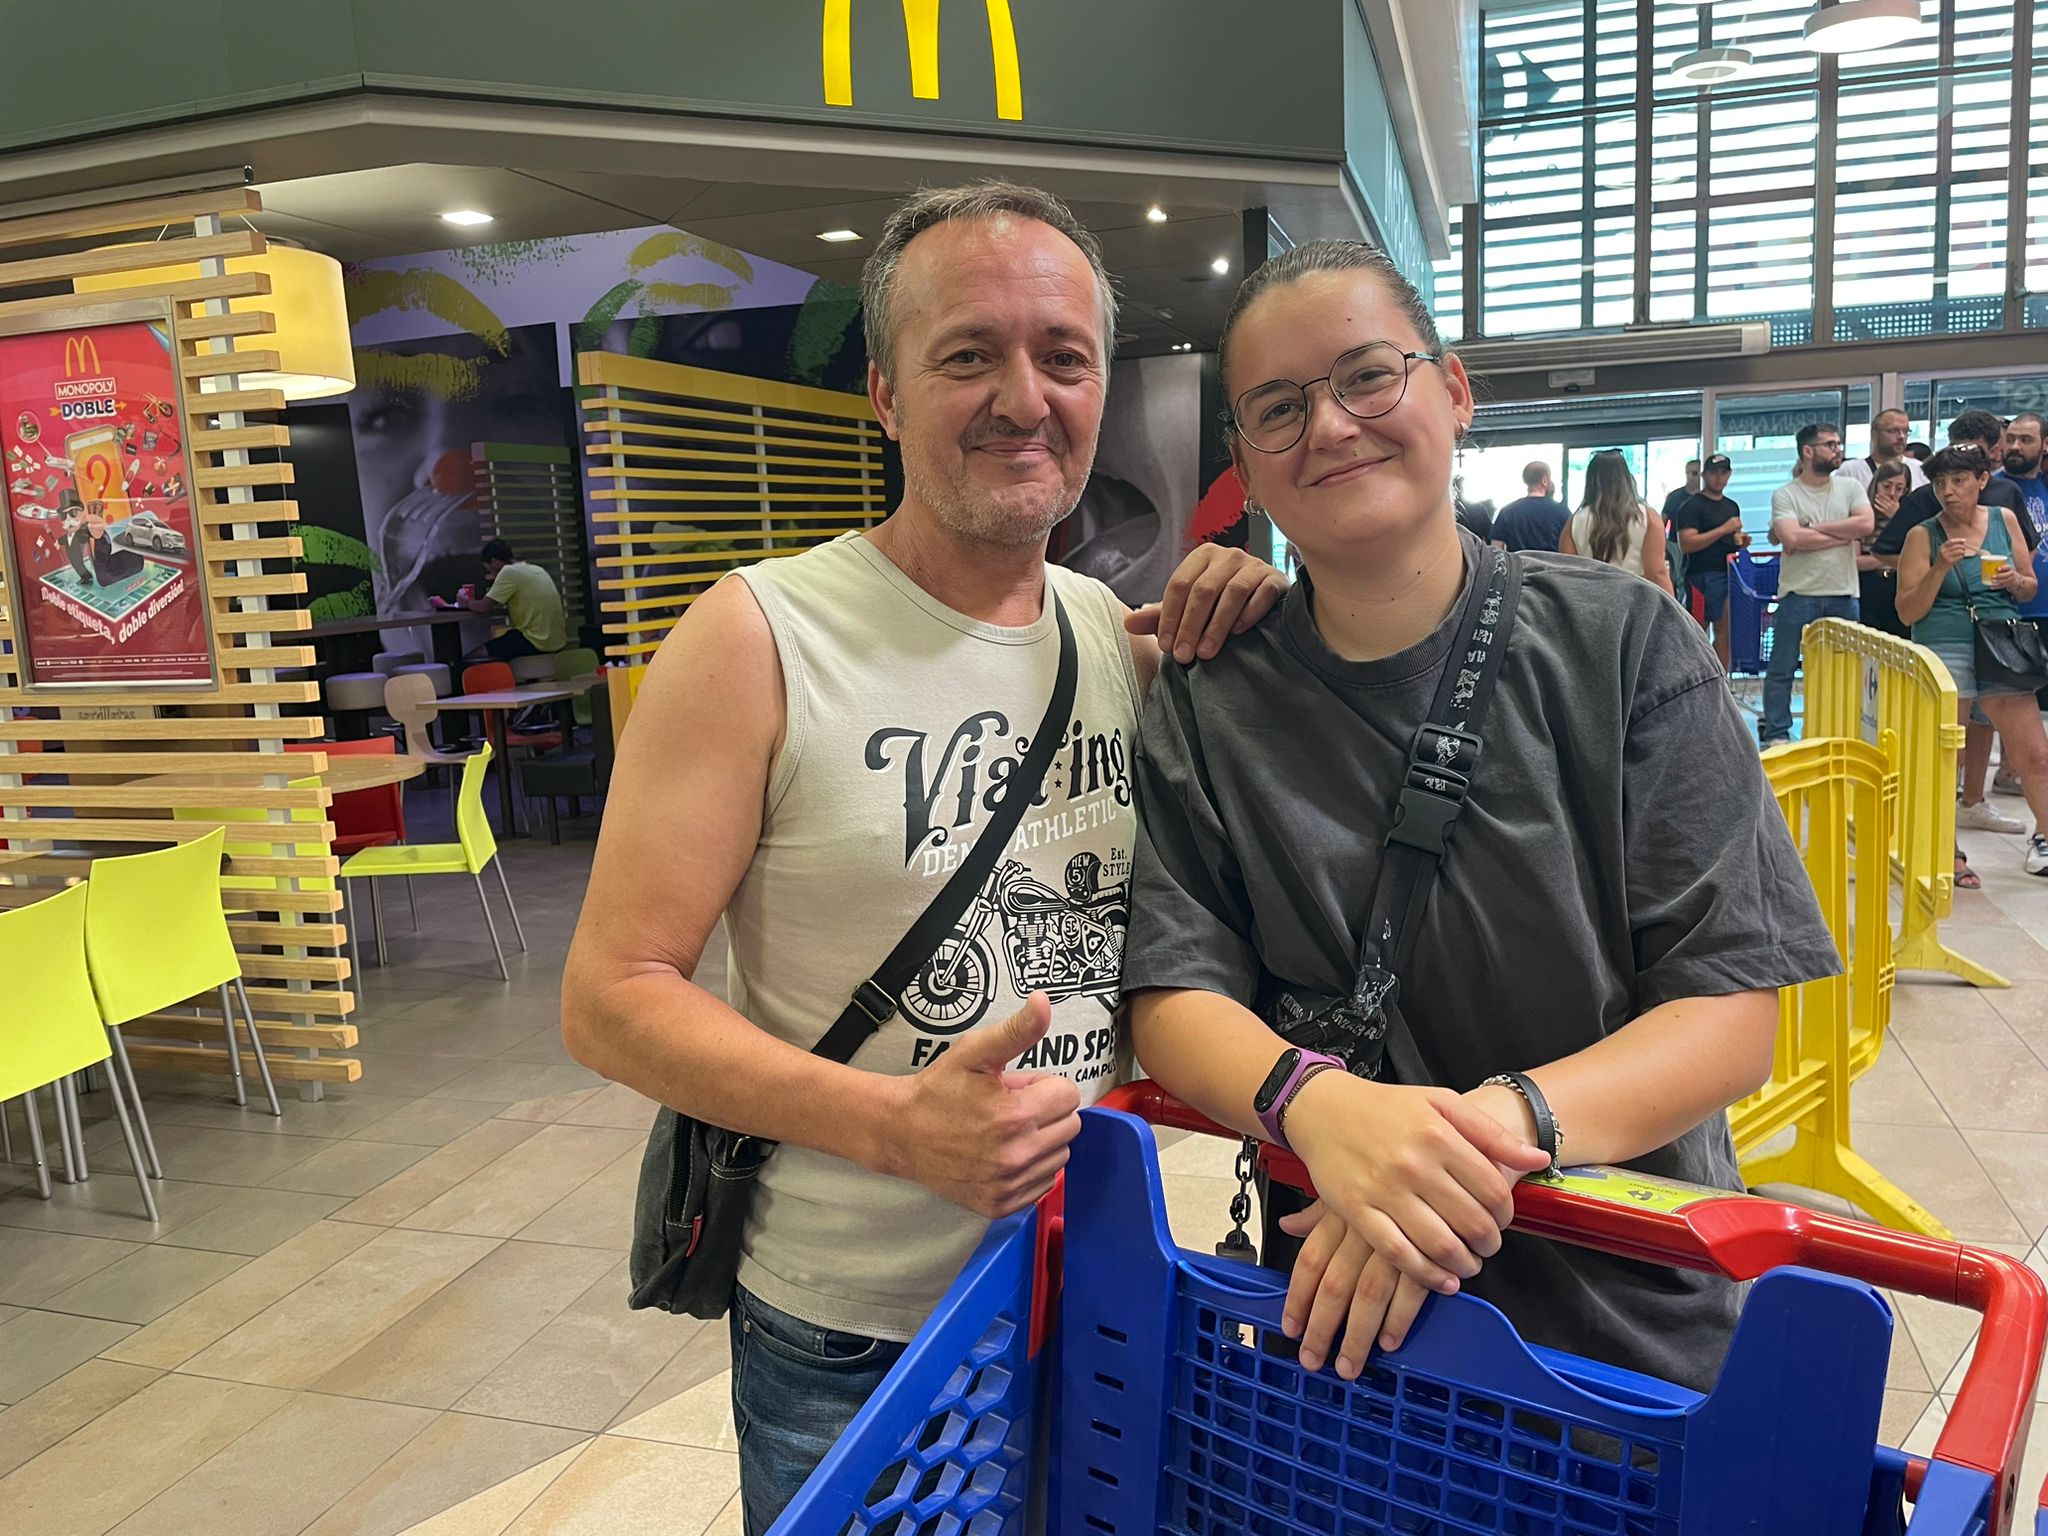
[352,347,489,402]
[576,279,646,357]
[788,280,863,388]
[452,237,579,288]
[628,230,754,284]
[310,581,376,624]
[295,524,375,571]
[346,270,512,354]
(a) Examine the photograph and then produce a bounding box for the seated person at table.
[445,539,567,661]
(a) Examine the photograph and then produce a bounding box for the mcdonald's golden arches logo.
[823,0,1023,121]
[63,335,102,380]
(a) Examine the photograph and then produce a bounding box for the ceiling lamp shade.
[75,244,355,401]
[1668,47,1758,85]
[1805,0,1928,54]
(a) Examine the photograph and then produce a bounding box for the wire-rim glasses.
[1231,342,1444,454]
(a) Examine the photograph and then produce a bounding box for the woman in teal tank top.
[1897,444,2048,877]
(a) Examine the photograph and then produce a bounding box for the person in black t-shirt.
[1662,459,1701,522]
[1673,454,1748,671]
[1490,460,1571,553]
[1872,410,2033,563]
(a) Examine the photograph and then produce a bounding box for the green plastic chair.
[84,827,282,1119]
[0,883,159,1218]
[339,744,527,980]
[552,647,601,729]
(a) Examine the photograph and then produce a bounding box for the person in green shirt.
[446,539,567,660]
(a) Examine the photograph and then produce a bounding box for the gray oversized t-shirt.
[1124,534,1839,1393]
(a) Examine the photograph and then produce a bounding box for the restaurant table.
[423,675,600,831]
[308,610,472,671]
[141,755,428,795]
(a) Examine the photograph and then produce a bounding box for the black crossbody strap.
[1362,546,1523,979]
[809,588,1078,1067]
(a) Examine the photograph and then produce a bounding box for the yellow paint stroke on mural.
[346,270,513,357]
[627,230,756,285]
[822,0,1023,120]
[350,348,491,402]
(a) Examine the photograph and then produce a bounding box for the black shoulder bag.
[1939,512,2048,693]
[628,591,1078,1318]
[1217,547,1524,1261]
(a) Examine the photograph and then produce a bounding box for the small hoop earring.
[1243,495,1264,518]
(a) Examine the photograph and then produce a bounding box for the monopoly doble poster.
[0,308,212,688]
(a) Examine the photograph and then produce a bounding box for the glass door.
[1706,383,1873,541]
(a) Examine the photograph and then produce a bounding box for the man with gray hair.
[562,180,1284,1532]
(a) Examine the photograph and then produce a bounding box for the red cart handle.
[1101,1081,2045,1532]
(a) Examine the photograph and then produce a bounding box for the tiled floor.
[6,799,2048,1532]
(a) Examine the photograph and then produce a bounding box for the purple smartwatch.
[1253,1047,1345,1150]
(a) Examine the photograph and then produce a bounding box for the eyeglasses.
[1231,341,1443,454]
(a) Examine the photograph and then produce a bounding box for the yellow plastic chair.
[0,883,158,1218]
[339,744,527,980]
[552,647,601,729]
[172,782,367,997]
[84,827,283,1119]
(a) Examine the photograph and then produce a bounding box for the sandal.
[1955,859,1982,891]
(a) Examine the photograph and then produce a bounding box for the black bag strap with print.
[1362,544,1524,983]
[808,588,1078,1067]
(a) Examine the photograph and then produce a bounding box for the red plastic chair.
[283,738,405,855]
[459,662,564,753]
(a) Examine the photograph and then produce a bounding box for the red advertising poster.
[0,309,211,688]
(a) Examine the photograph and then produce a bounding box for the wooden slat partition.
[472,442,588,636]
[576,353,887,682]
[0,185,356,1092]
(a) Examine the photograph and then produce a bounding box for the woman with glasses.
[1559,450,1675,594]
[1120,242,1837,1394]
[1856,460,1910,638]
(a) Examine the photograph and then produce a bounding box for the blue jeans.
[730,1286,906,1536]
[1762,593,1859,743]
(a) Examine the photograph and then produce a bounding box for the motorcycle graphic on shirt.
[900,853,1128,1035]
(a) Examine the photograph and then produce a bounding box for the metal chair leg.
[369,879,388,966]
[106,1027,162,1179]
[57,1078,88,1181]
[405,876,419,930]
[472,872,510,981]
[20,1093,50,1199]
[218,983,248,1107]
[492,858,528,952]
[342,881,367,990]
[233,979,283,1119]
[103,1065,159,1222]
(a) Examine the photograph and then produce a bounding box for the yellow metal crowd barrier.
[1800,618,2008,990]
[1733,738,1949,1238]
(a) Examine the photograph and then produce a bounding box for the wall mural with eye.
[314,224,865,646]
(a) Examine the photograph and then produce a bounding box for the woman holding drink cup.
[1897,444,2048,875]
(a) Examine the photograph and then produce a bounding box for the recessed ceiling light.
[1805,0,1927,54]
[816,228,862,243]
[441,210,494,227]
[1666,46,1757,85]
[1210,256,1231,275]
[1146,207,1169,224]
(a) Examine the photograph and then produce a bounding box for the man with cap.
[1672,453,1747,671]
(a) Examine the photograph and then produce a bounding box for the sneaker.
[1995,769,2026,796]
[2029,836,2048,876]
[1958,799,2028,833]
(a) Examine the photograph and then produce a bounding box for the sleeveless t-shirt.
[729,532,1141,1340]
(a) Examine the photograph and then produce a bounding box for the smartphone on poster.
[66,426,133,525]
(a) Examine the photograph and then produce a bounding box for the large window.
[1454,0,2041,343]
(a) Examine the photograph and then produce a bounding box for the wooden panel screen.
[0,186,355,1093]
[577,352,886,664]
[473,442,587,638]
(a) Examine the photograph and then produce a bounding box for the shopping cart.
[774,1081,2046,1535]
[1731,550,1782,675]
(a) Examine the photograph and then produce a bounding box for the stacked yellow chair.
[0,882,159,1219]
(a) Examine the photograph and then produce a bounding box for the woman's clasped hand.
[1275,1074,1550,1377]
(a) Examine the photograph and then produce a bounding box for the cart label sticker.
[1540,1165,1725,1214]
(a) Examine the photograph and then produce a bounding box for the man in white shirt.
[1762,423,1873,747]
[1839,407,1928,494]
